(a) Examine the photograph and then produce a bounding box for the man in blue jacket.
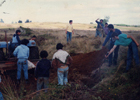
[95,18,104,37]
[13,39,29,84]
[105,32,139,72]
[102,24,122,67]
[9,30,21,54]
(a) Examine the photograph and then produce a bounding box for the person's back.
[52,43,72,85]
[54,50,69,62]
[13,44,29,59]
[35,50,51,92]
[35,59,51,78]
[115,34,132,46]
[13,39,29,84]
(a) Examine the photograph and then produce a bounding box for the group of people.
[95,18,109,38]
[35,43,72,92]
[8,19,140,92]
[9,29,72,92]
[95,18,140,73]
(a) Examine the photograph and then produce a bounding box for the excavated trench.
[1,48,108,90]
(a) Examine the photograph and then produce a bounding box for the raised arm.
[95,18,99,23]
[127,35,139,46]
[105,45,117,58]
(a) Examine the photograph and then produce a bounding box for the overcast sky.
[0,0,140,25]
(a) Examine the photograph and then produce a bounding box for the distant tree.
[18,20,22,23]
[103,16,110,25]
[25,19,30,23]
[0,19,4,23]
[30,21,32,23]
[90,22,93,24]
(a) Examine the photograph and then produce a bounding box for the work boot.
[25,79,29,84]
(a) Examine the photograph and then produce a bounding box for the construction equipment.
[0,30,39,73]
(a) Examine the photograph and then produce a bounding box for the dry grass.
[0,22,140,31]
[0,27,140,100]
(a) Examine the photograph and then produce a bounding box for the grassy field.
[0,22,140,31]
[0,24,140,100]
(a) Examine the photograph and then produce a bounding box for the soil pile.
[50,48,108,83]
[70,48,108,75]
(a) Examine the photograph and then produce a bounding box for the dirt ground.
[0,27,140,99]
[1,48,108,94]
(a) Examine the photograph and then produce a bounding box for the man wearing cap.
[102,24,122,67]
[95,18,104,37]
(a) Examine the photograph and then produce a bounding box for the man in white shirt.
[52,43,72,85]
[65,20,74,44]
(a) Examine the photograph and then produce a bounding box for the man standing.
[105,32,139,72]
[13,39,29,84]
[103,23,109,36]
[102,24,122,67]
[95,18,104,37]
[52,43,72,85]
[66,20,74,44]
[9,30,21,54]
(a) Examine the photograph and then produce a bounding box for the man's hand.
[35,78,37,81]
[105,54,109,58]
[136,43,139,47]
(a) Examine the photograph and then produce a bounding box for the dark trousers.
[109,42,120,65]
[126,41,140,70]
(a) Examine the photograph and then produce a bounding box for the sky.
[0,0,140,25]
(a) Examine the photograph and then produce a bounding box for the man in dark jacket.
[102,24,122,67]
[35,50,51,92]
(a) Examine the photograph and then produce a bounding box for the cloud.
[1,0,140,25]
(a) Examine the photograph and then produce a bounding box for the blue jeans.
[37,77,49,92]
[57,67,69,85]
[109,42,120,65]
[95,29,102,37]
[126,41,140,70]
[67,31,72,43]
[17,59,28,80]
[0,92,3,100]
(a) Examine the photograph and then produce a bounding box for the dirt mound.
[69,48,107,80]
[50,48,108,83]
